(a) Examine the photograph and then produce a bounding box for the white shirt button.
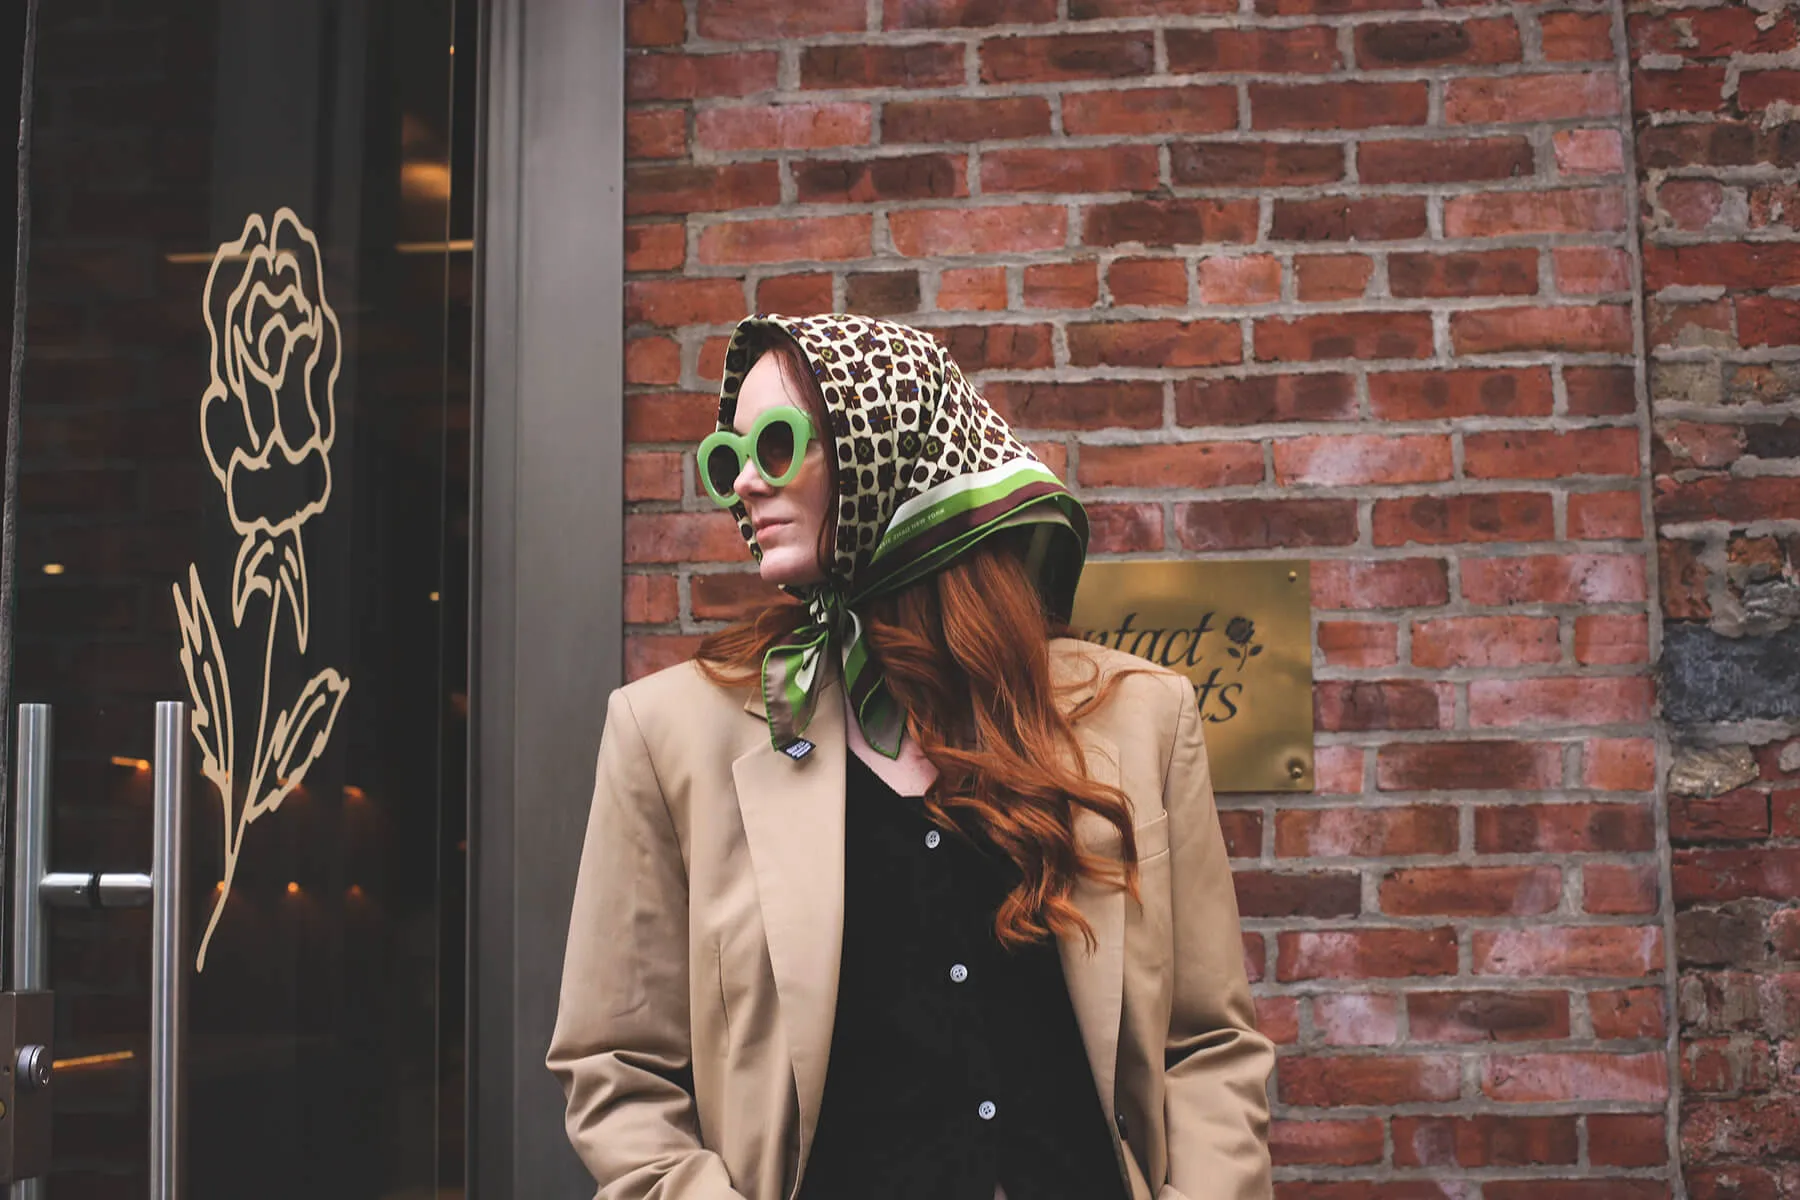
[978,1100,997,1121]
[925,830,941,849]
[949,963,969,983]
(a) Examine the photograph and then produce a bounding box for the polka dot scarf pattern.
[715,312,1090,759]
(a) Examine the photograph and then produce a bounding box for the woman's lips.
[753,518,790,538]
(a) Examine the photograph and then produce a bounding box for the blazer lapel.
[1058,726,1126,1125]
[732,684,846,1168]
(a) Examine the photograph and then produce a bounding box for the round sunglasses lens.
[704,444,742,499]
[756,420,796,479]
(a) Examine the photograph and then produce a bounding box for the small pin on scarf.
[781,739,815,761]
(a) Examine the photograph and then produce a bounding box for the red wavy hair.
[697,534,1143,952]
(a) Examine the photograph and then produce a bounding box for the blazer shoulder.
[612,657,753,741]
[1050,638,1189,738]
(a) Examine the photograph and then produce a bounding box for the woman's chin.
[758,550,824,589]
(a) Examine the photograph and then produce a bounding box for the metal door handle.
[149,700,189,1200]
[6,702,188,1199]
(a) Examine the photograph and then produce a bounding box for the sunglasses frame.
[696,404,815,508]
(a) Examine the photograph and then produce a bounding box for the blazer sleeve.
[547,688,749,1200]
[1159,677,1275,1200]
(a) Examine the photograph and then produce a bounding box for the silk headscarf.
[715,313,1089,759]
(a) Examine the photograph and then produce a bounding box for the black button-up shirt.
[796,753,1129,1200]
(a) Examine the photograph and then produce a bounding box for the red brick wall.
[1632,0,1800,1195]
[624,0,1672,1192]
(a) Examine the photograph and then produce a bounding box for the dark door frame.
[471,0,624,1193]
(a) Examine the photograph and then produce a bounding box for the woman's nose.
[733,453,771,499]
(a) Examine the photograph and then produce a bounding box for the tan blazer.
[549,639,1273,1200]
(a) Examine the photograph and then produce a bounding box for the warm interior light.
[286,881,301,895]
[347,884,364,899]
[41,563,64,576]
[53,1050,134,1070]
[110,756,151,771]
[428,591,440,602]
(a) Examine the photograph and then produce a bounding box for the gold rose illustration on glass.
[173,207,351,971]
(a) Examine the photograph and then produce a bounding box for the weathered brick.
[1388,250,1538,298]
[1574,613,1649,666]
[1369,367,1554,419]
[983,146,1158,195]
[1279,1054,1463,1106]
[1408,990,1571,1043]
[1355,18,1521,67]
[799,43,965,90]
[1465,428,1640,480]
[1541,11,1614,62]
[1088,503,1164,552]
[1317,620,1400,668]
[793,154,966,204]
[1278,928,1460,980]
[1107,258,1188,307]
[697,102,872,152]
[1412,616,1560,668]
[1078,440,1262,488]
[1275,806,1457,858]
[937,267,1008,310]
[882,96,1052,143]
[623,573,679,624]
[1314,993,1402,1045]
[844,270,922,316]
[1483,1052,1668,1103]
[697,0,864,38]
[1252,81,1430,130]
[1478,802,1655,853]
[1316,680,1449,730]
[756,273,834,314]
[1474,925,1664,977]
[624,223,686,272]
[1382,866,1563,917]
[1167,26,1340,73]
[697,214,872,265]
[1295,255,1374,301]
[1469,677,1654,728]
[627,109,687,160]
[890,205,1066,256]
[1176,373,1356,425]
[1274,434,1451,485]
[627,51,780,102]
[1177,499,1358,550]
[1256,313,1434,362]
[1198,255,1281,304]
[1067,319,1242,368]
[1359,136,1534,184]
[985,380,1161,430]
[1445,188,1627,237]
[1446,72,1622,123]
[626,278,746,328]
[1271,196,1429,242]
[1313,558,1450,610]
[1171,141,1344,186]
[889,0,1058,28]
[691,572,788,621]
[1062,86,1236,136]
[1378,740,1560,791]
[980,33,1154,82]
[1084,199,1259,248]
[627,163,782,217]
[1270,1118,1385,1167]
[1452,305,1634,354]
[1392,1115,1578,1168]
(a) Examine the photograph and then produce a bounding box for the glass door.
[0,1,474,1195]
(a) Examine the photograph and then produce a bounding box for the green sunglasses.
[696,405,816,508]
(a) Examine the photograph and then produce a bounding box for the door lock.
[0,991,53,1182]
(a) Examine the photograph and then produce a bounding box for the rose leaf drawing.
[249,669,349,823]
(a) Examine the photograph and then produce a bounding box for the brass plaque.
[1069,560,1315,793]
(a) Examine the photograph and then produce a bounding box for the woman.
[549,313,1273,1200]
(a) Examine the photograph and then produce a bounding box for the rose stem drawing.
[173,208,350,972]
[1224,616,1263,672]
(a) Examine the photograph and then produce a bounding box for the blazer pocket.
[1133,811,1170,863]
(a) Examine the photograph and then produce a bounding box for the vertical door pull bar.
[6,704,51,1197]
[149,701,188,1200]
